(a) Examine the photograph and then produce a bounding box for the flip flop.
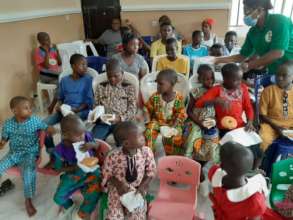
[0,179,15,196]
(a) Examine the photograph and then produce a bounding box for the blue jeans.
[91,122,116,140]
[43,110,89,154]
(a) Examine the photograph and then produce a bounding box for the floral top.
[145,92,187,127]
[94,81,137,121]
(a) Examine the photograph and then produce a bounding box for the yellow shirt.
[150,39,182,58]
[156,56,189,76]
[260,85,293,128]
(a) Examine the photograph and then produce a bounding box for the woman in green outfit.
[216,0,293,74]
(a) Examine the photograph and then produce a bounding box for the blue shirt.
[59,75,94,109]
[182,44,209,68]
[1,116,48,154]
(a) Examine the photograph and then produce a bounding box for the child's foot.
[0,179,15,196]
[25,198,37,217]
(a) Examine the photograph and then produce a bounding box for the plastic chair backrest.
[86,56,108,73]
[140,72,189,103]
[142,36,153,45]
[270,158,293,208]
[92,72,139,99]
[156,156,201,204]
[95,139,111,166]
[192,58,223,83]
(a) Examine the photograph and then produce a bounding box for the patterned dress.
[102,147,156,220]
[183,86,219,161]
[53,133,101,218]
[144,92,187,155]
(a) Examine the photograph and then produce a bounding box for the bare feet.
[25,198,37,217]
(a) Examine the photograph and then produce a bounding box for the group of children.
[0,14,292,220]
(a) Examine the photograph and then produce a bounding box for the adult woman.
[202,18,218,47]
[112,33,149,79]
[216,0,293,74]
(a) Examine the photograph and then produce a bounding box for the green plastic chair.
[269,158,293,209]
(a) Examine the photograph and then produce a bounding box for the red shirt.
[34,47,61,74]
[195,84,254,130]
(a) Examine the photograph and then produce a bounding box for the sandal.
[0,179,15,196]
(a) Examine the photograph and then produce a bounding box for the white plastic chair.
[152,54,190,78]
[92,71,139,98]
[140,71,189,104]
[37,82,57,113]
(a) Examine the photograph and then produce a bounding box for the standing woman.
[202,18,218,47]
[112,33,149,79]
[215,0,293,74]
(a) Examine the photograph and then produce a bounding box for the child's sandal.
[0,179,15,196]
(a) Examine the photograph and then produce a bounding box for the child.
[275,184,293,219]
[53,115,101,219]
[183,30,209,69]
[156,38,189,76]
[201,18,218,47]
[44,54,93,163]
[102,121,156,220]
[34,32,62,113]
[144,69,187,155]
[0,96,48,217]
[259,61,293,151]
[92,58,137,140]
[183,65,217,160]
[150,22,182,58]
[223,31,241,56]
[209,141,283,220]
[210,43,225,57]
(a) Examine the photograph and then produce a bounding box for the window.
[230,0,293,27]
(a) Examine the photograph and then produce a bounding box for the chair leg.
[37,87,44,113]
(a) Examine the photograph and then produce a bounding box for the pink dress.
[208,165,284,220]
[102,147,156,220]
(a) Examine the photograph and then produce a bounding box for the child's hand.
[110,115,121,124]
[80,142,100,152]
[55,105,61,113]
[214,98,230,111]
[109,177,129,196]
[245,121,255,132]
[0,140,6,149]
[136,184,147,196]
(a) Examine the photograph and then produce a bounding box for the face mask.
[243,15,258,26]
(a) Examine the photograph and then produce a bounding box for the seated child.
[223,31,241,56]
[44,54,93,162]
[209,141,283,220]
[259,61,293,151]
[53,115,101,219]
[183,65,217,159]
[156,38,189,76]
[102,121,156,220]
[195,64,263,168]
[183,30,209,70]
[144,69,187,155]
[92,58,137,140]
[210,43,225,57]
[0,96,49,217]
[150,22,182,59]
[34,32,62,113]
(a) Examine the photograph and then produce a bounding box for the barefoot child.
[209,141,283,220]
[102,121,156,220]
[144,69,187,155]
[53,115,101,219]
[0,96,49,217]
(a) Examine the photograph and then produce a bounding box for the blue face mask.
[243,15,258,27]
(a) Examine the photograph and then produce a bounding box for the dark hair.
[166,37,177,46]
[225,31,237,39]
[122,33,138,47]
[243,0,273,10]
[197,64,214,78]
[156,69,178,86]
[113,121,138,146]
[160,22,172,29]
[120,26,132,38]
[60,114,84,134]
[192,30,202,38]
[10,96,29,109]
[112,17,121,22]
[220,141,254,175]
[159,15,171,23]
[70,53,85,65]
[106,58,122,73]
[37,32,49,42]
[221,63,241,78]
[278,60,293,75]
[210,43,224,51]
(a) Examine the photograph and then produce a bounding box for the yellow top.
[150,39,182,58]
[156,56,189,76]
[260,85,293,128]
